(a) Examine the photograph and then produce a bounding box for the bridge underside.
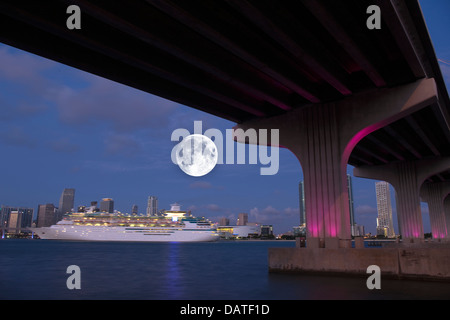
[1,1,450,245]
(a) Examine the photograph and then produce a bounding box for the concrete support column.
[421,182,450,239]
[395,162,423,240]
[234,78,437,248]
[355,157,450,241]
[445,196,450,236]
[297,103,350,247]
[426,185,447,239]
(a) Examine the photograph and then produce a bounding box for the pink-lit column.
[421,182,450,239]
[290,103,351,248]
[395,162,423,239]
[234,78,437,248]
[445,196,450,236]
[235,101,352,248]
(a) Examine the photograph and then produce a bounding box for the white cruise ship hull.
[31,225,219,242]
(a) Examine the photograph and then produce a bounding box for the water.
[1,239,450,300]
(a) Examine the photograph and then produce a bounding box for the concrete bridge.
[1,0,450,279]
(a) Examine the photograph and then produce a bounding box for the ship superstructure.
[32,203,219,242]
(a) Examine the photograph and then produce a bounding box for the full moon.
[175,134,218,177]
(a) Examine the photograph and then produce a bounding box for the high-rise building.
[131,204,138,215]
[299,181,306,226]
[219,217,230,226]
[146,196,158,216]
[100,198,114,213]
[0,206,34,234]
[237,213,248,226]
[37,204,56,227]
[58,188,75,220]
[375,181,395,238]
[8,211,21,233]
[261,225,273,238]
[347,175,358,236]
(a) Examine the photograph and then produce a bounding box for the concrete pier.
[268,244,450,281]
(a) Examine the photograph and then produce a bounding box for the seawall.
[268,245,450,281]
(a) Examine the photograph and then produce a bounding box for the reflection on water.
[164,242,183,299]
[1,239,450,300]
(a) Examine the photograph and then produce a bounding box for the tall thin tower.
[375,181,395,238]
[146,196,158,216]
[299,181,306,226]
[347,175,356,233]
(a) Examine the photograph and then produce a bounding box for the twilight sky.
[0,1,449,234]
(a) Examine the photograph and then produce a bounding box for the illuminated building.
[237,213,248,226]
[100,198,114,213]
[58,188,75,220]
[37,204,56,227]
[299,181,305,226]
[146,196,158,216]
[375,181,395,238]
[219,217,229,226]
[1,206,34,235]
[217,225,260,239]
[260,225,273,238]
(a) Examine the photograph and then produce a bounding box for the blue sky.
[0,1,449,235]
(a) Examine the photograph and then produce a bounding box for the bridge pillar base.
[446,197,450,234]
[269,245,450,281]
[421,182,450,239]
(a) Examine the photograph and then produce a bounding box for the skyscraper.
[37,204,56,227]
[375,181,395,238]
[131,204,138,215]
[237,213,248,226]
[347,175,357,236]
[299,181,306,226]
[1,206,34,233]
[219,217,230,226]
[58,188,75,220]
[100,198,114,213]
[146,196,158,216]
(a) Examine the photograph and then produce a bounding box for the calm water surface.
[1,239,450,300]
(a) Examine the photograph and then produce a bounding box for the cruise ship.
[32,204,219,242]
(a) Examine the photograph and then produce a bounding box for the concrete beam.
[227,0,353,95]
[234,78,438,247]
[303,0,386,87]
[147,0,321,104]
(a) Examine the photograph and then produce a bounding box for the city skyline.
[0,180,411,237]
[0,1,449,235]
